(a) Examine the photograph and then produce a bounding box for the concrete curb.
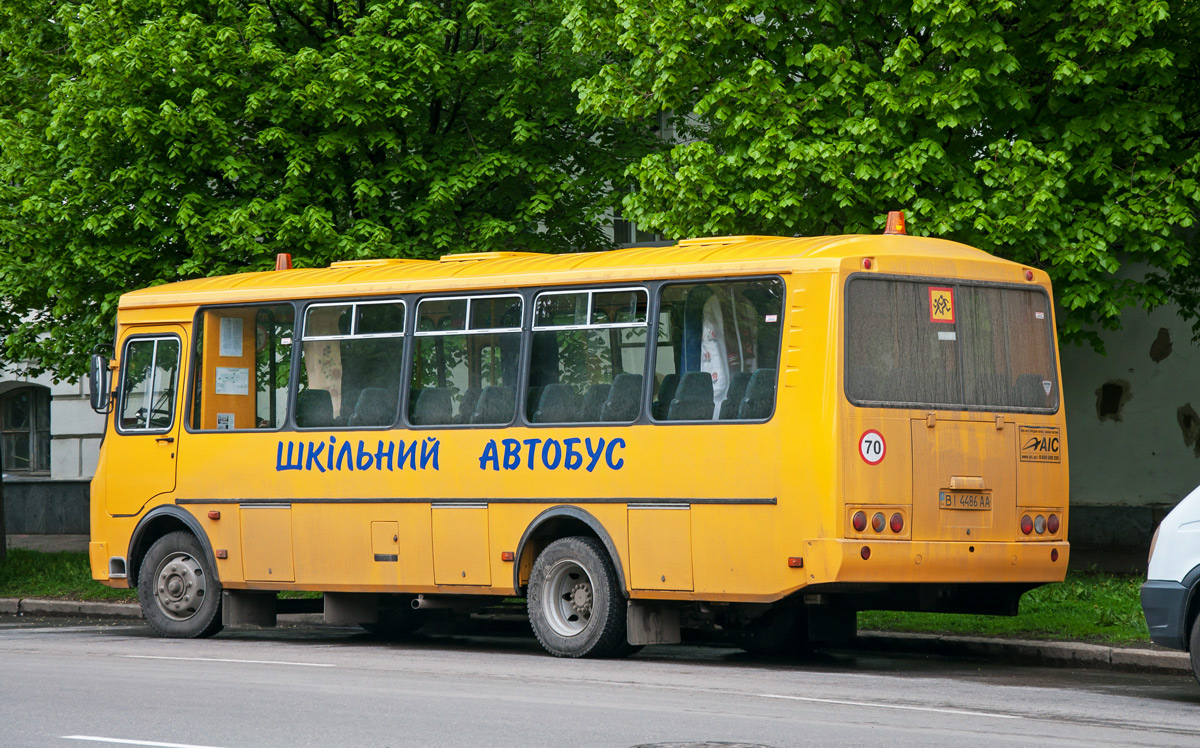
[0,597,1191,675]
[0,597,142,619]
[856,631,1192,675]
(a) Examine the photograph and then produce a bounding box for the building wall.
[2,370,102,535]
[1061,304,1200,551]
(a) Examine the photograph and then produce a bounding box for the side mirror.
[89,352,112,413]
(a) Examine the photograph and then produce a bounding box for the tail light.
[1047,514,1060,534]
[1034,515,1046,535]
[1020,515,1033,535]
[861,546,871,560]
[871,512,886,533]
[852,511,867,533]
[890,513,904,533]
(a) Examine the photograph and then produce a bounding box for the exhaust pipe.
[410,595,475,611]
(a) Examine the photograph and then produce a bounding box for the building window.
[1,386,51,473]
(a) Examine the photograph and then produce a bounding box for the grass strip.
[860,569,1149,644]
[0,549,136,602]
[0,550,1150,643]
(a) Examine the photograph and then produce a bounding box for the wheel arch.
[128,506,219,588]
[513,506,627,595]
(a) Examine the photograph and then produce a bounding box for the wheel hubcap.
[154,551,206,621]
[543,560,594,637]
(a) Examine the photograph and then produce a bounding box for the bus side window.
[410,295,521,427]
[653,278,784,422]
[120,337,180,432]
[296,300,404,429]
[529,287,648,424]
[190,305,294,431]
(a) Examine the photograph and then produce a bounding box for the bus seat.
[668,372,714,421]
[534,383,580,423]
[457,387,482,423]
[577,383,610,422]
[472,386,515,425]
[525,386,545,421]
[738,369,776,419]
[348,387,397,427]
[410,387,452,426]
[719,371,753,420]
[295,388,334,428]
[652,373,679,420]
[601,373,642,421]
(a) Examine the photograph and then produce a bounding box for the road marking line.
[62,736,229,748]
[758,693,1022,719]
[123,654,333,668]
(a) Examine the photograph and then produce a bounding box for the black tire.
[137,531,223,639]
[1189,613,1200,687]
[528,536,629,658]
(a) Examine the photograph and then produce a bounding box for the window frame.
[302,299,407,342]
[405,292,525,429]
[414,294,523,337]
[0,385,51,473]
[293,298,407,431]
[116,333,183,436]
[526,286,651,427]
[842,273,1060,414]
[183,302,299,434]
[647,275,787,425]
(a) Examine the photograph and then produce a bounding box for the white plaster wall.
[1061,304,1200,509]
[0,368,105,480]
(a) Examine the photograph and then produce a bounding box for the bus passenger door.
[106,329,185,516]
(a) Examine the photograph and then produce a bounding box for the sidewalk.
[0,594,1190,676]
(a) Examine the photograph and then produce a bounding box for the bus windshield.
[844,277,1058,412]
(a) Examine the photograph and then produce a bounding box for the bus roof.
[119,233,1019,309]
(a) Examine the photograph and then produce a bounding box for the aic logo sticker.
[1019,426,1061,463]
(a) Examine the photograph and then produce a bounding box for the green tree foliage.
[567,0,1200,348]
[0,0,652,378]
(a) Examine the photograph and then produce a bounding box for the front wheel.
[528,536,628,658]
[137,531,223,639]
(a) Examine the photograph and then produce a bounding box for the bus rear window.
[845,278,1058,411]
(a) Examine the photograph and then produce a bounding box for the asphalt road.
[1,615,1199,748]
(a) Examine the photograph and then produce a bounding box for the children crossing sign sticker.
[929,286,955,323]
[859,430,886,465]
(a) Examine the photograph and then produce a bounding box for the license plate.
[939,491,992,510]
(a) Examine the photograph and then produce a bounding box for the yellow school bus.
[87,215,1068,657]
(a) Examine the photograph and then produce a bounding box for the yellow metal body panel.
[88,232,1069,606]
[910,418,1017,543]
[432,507,491,586]
[628,508,694,591]
[240,506,295,582]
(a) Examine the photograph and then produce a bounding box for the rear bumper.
[805,539,1069,585]
[1141,580,1189,651]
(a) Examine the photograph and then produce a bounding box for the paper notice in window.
[219,317,243,357]
[214,367,249,396]
[216,413,235,430]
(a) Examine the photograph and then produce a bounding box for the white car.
[1142,483,1200,683]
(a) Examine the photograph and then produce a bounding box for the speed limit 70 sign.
[859,430,886,465]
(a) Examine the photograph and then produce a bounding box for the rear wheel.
[1188,613,1200,686]
[137,531,223,639]
[528,536,628,658]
